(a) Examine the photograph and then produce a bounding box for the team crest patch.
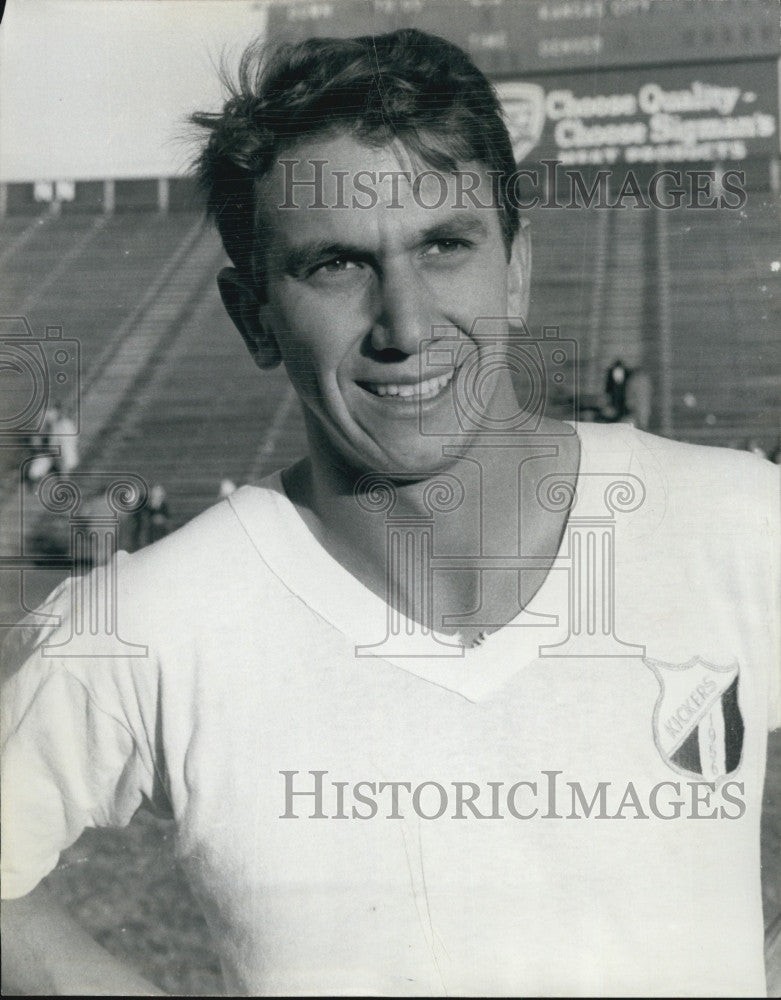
[497,83,546,162]
[644,656,744,780]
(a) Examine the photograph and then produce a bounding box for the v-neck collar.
[229,424,612,702]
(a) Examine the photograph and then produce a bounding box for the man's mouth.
[358,370,455,399]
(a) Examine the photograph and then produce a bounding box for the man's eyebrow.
[416,217,490,244]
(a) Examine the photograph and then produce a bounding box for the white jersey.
[2,423,779,996]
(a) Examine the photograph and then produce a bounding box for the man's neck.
[281,415,580,642]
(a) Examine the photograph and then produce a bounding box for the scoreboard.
[267,0,781,165]
[267,0,780,76]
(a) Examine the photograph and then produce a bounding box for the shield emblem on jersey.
[644,656,744,780]
[497,83,546,162]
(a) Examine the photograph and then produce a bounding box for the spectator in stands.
[603,357,630,420]
[2,28,779,999]
[23,406,57,489]
[48,406,79,475]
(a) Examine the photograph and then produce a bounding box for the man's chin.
[313,417,475,483]
[357,441,468,482]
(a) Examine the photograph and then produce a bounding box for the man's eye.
[316,258,361,274]
[423,239,470,256]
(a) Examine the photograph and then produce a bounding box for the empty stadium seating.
[1,183,778,553]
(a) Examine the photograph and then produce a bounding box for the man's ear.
[506,218,532,322]
[217,267,282,370]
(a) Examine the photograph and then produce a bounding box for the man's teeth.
[365,371,454,398]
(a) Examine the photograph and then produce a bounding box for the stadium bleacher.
[2,185,779,553]
[1,211,204,384]
[664,196,780,444]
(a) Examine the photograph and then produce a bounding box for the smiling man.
[2,28,779,998]
[214,120,580,646]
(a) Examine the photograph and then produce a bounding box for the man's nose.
[370,266,434,356]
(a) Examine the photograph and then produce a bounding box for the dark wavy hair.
[190,29,520,282]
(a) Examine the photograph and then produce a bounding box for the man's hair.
[191,28,520,282]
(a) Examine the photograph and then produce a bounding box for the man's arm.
[1,883,166,996]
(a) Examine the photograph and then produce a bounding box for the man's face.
[250,133,527,477]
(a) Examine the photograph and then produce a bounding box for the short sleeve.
[1,573,164,900]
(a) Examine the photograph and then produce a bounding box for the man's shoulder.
[126,493,243,568]
[577,422,779,509]
[114,484,287,616]
[625,424,775,477]
[125,483,281,573]
[0,485,294,698]
[571,422,778,553]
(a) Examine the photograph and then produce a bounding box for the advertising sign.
[498,59,779,165]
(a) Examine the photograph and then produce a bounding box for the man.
[2,29,779,996]
[604,358,630,421]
